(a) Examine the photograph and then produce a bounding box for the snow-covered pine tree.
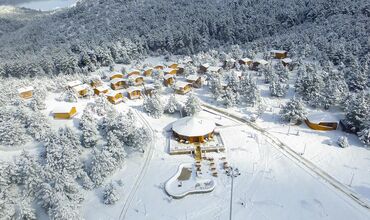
[183,93,202,116]
[164,95,181,114]
[80,109,99,148]
[345,91,369,132]
[269,75,288,97]
[103,183,120,205]
[279,97,307,124]
[337,136,349,148]
[143,94,164,119]
[89,148,116,186]
[88,95,114,116]
[105,132,126,166]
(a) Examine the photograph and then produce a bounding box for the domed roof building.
[172,116,216,143]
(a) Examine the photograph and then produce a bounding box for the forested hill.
[0,0,369,77]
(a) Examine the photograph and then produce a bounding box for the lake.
[16,0,77,11]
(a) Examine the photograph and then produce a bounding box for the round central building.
[172,116,216,143]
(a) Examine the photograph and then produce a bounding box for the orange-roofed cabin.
[18,86,34,99]
[271,50,288,59]
[143,68,153,76]
[111,79,128,90]
[164,75,175,86]
[94,85,110,95]
[53,106,77,119]
[127,88,141,100]
[106,91,124,104]
[154,64,165,70]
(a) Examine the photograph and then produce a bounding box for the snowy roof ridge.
[18,86,34,93]
[172,116,216,137]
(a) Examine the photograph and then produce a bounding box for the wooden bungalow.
[174,81,192,95]
[270,50,288,59]
[18,86,34,99]
[129,75,144,86]
[143,67,153,76]
[164,74,175,86]
[163,67,177,75]
[143,85,156,97]
[198,63,210,73]
[110,78,128,90]
[176,64,185,75]
[166,63,178,69]
[93,85,110,95]
[239,58,253,66]
[207,66,222,74]
[52,106,77,119]
[223,58,236,69]
[73,84,90,97]
[305,112,338,131]
[281,58,293,70]
[106,90,124,104]
[250,59,269,70]
[127,87,141,100]
[108,72,124,80]
[186,75,202,88]
[66,80,83,89]
[126,69,141,77]
[154,64,165,70]
[89,75,102,88]
[172,116,216,143]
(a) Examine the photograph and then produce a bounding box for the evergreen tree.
[103,183,120,205]
[184,93,202,116]
[143,94,164,119]
[279,97,307,124]
[164,95,181,114]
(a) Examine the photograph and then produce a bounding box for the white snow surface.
[172,116,216,137]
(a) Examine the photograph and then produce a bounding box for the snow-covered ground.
[1,56,370,219]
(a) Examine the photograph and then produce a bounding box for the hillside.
[0,0,369,77]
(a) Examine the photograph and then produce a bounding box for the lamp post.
[228,166,241,220]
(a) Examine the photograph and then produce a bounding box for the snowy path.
[201,103,370,213]
[119,109,156,220]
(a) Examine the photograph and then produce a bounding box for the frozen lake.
[15,0,77,11]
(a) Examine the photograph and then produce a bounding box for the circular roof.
[172,116,216,137]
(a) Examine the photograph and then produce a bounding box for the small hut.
[281,58,293,70]
[126,69,141,77]
[106,91,123,104]
[305,112,338,131]
[167,62,178,69]
[108,72,124,80]
[223,58,236,69]
[163,68,177,75]
[143,67,153,76]
[129,75,144,86]
[164,74,175,86]
[154,64,165,70]
[127,87,141,100]
[270,50,288,59]
[143,85,156,97]
[52,106,77,119]
[239,58,253,66]
[18,86,34,99]
[172,116,216,143]
[94,85,110,95]
[110,78,128,90]
[251,59,269,70]
[207,66,222,74]
[73,84,90,97]
[176,64,185,75]
[174,81,192,95]
[66,80,83,89]
[198,63,210,73]
[186,75,202,88]
[89,75,102,88]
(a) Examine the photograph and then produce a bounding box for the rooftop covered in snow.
[172,116,216,137]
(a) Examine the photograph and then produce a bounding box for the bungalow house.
[163,67,177,75]
[66,80,83,89]
[238,58,253,66]
[198,63,210,73]
[52,105,77,119]
[143,85,156,97]
[186,75,202,88]
[154,64,165,70]
[207,66,222,74]
[176,64,185,75]
[174,81,192,95]
[18,86,34,99]
[223,58,236,69]
[164,74,175,86]
[73,84,90,97]
[89,75,102,88]
[250,59,269,70]
[129,75,144,86]
[166,62,178,69]
[110,78,128,90]
[93,85,110,95]
[270,50,288,59]
[305,112,338,131]
[143,67,153,76]
[106,90,124,104]
[126,69,141,77]
[108,72,124,80]
[127,87,141,100]
[281,58,293,70]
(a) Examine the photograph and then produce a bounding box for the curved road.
[119,109,156,220]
